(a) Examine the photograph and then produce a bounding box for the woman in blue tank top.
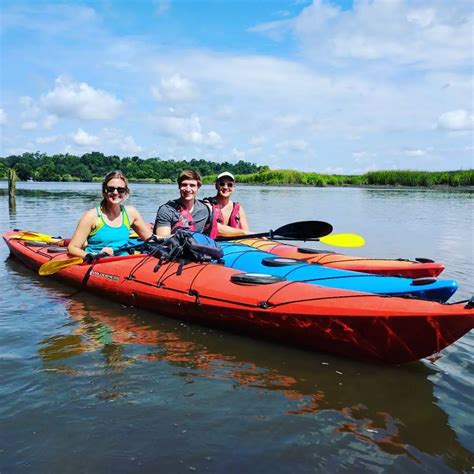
[68,171,152,258]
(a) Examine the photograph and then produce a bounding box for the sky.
[0,0,473,173]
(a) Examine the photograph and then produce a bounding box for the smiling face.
[103,177,128,206]
[216,178,235,198]
[179,179,200,203]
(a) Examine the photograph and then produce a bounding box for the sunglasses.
[105,186,127,194]
[218,181,234,188]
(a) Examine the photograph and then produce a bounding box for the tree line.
[0,152,261,182]
[1,152,472,187]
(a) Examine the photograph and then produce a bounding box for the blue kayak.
[217,241,458,302]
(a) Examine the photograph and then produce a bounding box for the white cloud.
[230,147,246,160]
[43,114,59,129]
[19,97,59,131]
[437,109,474,131]
[273,114,306,128]
[36,135,61,144]
[151,74,198,102]
[0,109,6,125]
[158,114,222,147]
[41,76,123,120]
[119,136,143,155]
[20,96,40,120]
[2,4,100,35]
[275,139,308,152]
[21,121,38,131]
[404,148,427,157]
[253,0,473,70]
[72,128,100,147]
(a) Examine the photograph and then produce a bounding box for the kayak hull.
[3,230,473,364]
[218,242,457,302]
[235,238,445,278]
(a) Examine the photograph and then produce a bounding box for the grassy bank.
[203,169,474,187]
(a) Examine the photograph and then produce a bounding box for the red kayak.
[4,230,473,364]
[234,238,445,278]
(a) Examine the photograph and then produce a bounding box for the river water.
[1,182,473,473]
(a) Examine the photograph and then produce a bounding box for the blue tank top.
[85,204,131,255]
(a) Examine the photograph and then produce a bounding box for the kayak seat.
[231,273,285,285]
[297,247,336,255]
[262,257,301,267]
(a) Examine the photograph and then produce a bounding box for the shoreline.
[1,179,473,191]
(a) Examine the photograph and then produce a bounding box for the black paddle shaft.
[217,220,333,241]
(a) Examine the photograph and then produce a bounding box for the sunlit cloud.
[151,74,198,102]
[437,109,474,131]
[157,114,223,147]
[72,128,100,147]
[41,76,123,120]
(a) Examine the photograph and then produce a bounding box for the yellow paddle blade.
[319,233,365,248]
[39,257,84,276]
[11,231,62,244]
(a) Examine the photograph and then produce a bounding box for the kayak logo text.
[90,270,119,281]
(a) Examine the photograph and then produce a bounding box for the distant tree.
[15,162,35,180]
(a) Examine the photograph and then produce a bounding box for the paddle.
[38,242,147,276]
[39,256,86,276]
[217,220,333,241]
[11,230,63,244]
[319,233,365,248]
[237,232,364,248]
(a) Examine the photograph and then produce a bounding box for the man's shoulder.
[195,199,212,211]
[158,199,180,213]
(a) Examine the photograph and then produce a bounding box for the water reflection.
[2,183,473,472]
[35,291,474,471]
[8,195,16,217]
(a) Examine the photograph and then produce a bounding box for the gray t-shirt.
[153,199,212,234]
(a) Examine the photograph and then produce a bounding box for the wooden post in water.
[8,168,17,215]
[8,168,17,198]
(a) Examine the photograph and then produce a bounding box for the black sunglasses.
[218,181,234,188]
[105,186,127,194]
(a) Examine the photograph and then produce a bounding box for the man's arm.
[153,203,174,237]
[216,223,248,237]
[155,225,172,237]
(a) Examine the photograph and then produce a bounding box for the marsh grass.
[220,169,474,187]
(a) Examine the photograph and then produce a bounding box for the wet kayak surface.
[1,182,473,472]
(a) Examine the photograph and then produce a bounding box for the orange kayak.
[234,238,445,278]
[4,230,473,364]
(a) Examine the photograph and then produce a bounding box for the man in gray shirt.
[153,169,213,236]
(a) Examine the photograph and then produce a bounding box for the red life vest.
[172,207,196,232]
[212,202,242,229]
[172,204,218,239]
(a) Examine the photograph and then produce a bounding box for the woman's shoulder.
[82,207,99,219]
[123,204,142,218]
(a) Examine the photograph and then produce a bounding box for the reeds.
[230,169,473,187]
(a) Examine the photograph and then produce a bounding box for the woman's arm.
[67,210,97,258]
[127,206,153,240]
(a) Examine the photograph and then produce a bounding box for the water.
[1,182,473,473]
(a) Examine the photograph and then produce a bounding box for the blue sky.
[1,0,472,173]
